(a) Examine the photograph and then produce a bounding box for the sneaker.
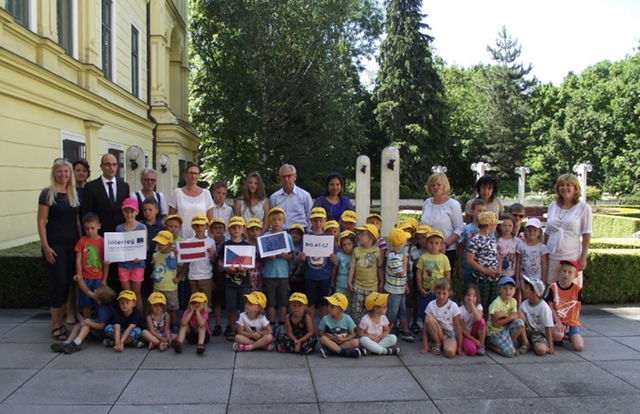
[148,342,158,350]
[263,343,274,351]
[63,343,82,354]
[476,345,486,356]
[400,331,415,343]
[196,344,205,355]
[410,323,422,335]
[223,325,233,337]
[131,340,145,349]
[233,343,250,352]
[360,347,370,356]
[320,346,330,358]
[553,340,564,348]
[102,338,114,348]
[51,342,67,353]
[386,346,400,355]
[345,349,361,358]
[159,342,168,352]
[171,340,183,354]
[212,324,222,336]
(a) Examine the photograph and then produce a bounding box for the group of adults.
[38,154,591,340]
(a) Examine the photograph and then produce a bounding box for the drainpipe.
[146,1,158,170]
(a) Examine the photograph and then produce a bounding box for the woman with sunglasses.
[131,167,167,222]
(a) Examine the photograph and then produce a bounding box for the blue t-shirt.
[116,222,147,269]
[334,252,352,289]
[318,313,356,338]
[304,232,337,281]
[262,231,294,279]
[97,303,116,325]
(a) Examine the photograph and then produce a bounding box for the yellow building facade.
[0,0,199,249]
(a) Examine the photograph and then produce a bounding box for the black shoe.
[410,323,422,335]
[212,324,222,336]
[172,340,183,354]
[223,325,233,337]
[63,343,82,354]
[400,331,415,343]
[51,342,67,352]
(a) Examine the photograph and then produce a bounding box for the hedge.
[592,213,640,238]
[589,238,640,250]
[0,242,49,308]
[583,249,640,304]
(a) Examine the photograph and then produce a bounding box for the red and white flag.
[176,240,207,263]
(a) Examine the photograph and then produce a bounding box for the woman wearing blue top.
[312,173,354,228]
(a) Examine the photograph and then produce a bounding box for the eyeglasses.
[280,174,295,179]
[187,172,200,176]
[143,178,156,182]
[512,214,525,219]
[101,163,118,167]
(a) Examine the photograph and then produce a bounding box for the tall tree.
[373,0,448,191]
[189,0,382,194]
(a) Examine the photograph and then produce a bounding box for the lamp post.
[572,162,593,203]
[431,165,447,174]
[514,166,530,204]
[471,162,491,181]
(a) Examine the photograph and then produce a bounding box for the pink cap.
[121,198,139,212]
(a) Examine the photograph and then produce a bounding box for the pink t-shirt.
[188,309,211,335]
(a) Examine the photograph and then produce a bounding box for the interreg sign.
[104,230,147,262]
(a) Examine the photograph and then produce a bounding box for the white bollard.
[381,146,400,237]
[355,155,371,225]
[514,166,530,204]
[471,162,491,181]
[572,163,593,203]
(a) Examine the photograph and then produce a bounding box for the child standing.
[151,231,180,328]
[544,260,584,352]
[288,223,306,294]
[318,293,361,358]
[51,275,116,354]
[384,228,413,342]
[218,216,252,340]
[366,214,387,257]
[275,292,318,354]
[233,291,274,352]
[103,290,144,352]
[515,218,549,287]
[341,210,358,232]
[324,220,340,245]
[172,292,211,354]
[487,277,529,357]
[348,223,383,324]
[209,217,228,336]
[497,214,520,282]
[245,218,263,292]
[210,181,233,237]
[74,212,109,319]
[164,214,187,314]
[305,207,336,319]
[141,292,172,351]
[458,199,487,286]
[116,198,147,313]
[332,230,356,300]
[467,212,502,314]
[142,198,164,306]
[459,284,487,356]
[408,225,431,335]
[415,230,452,319]
[509,203,526,240]
[519,275,556,356]
[421,279,463,358]
[358,292,399,355]
[186,214,216,314]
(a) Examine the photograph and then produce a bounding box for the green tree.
[373,0,449,191]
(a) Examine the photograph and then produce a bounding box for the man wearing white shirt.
[269,164,312,231]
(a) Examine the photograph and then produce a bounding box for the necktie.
[107,181,115,207]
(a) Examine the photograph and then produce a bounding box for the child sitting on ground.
[74,212,109,319]
[421,279,463,358]
[544,260,584,352]
[459,283,487,356]
[318,293,361,358]
[50,275,116,354]
[358,292,399,355]
[487,277,529,357]
[233,291,274,352]
[383,228,413,342]
[172,292,211,355]
[141,292,173,351]
[519,275,556,356]
[103,290,144,352]
[275,292,318,354]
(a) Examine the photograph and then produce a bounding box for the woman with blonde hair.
[37,158,81,340]
[544,174,592,286]
[234,172,270,233]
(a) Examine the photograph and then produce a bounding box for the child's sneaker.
[400,330,415,343]
[171,340,183,354]
[345,349,361,358]
[233,343,251,352]
[131,340,145,349]
[410,322,422,335]
[275,323,286,337]
[360,347,370,356]
[103,339,114,348]
[63,343,82,354]
[320,346,331,358]
[223,325,233,337]
[196,344,205,355]
[159,342,169,352]
[385,346,400,355]
[263,343,274,352]
[51,342,68,353]
[148,342,158,350]
[476,345,486,356]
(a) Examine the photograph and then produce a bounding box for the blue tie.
[107,181,115,207]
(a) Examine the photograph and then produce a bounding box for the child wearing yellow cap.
[245,218,264,292]
[358,292,399,355]
[318,293,360,358]
[186,214,216,329]
[172,292,211,355]
[348,224,383,325]
[103,290,144,352]
[274,293,318,354]
[141,292,172,351]
[151,231,180,329]
[384,229,414,343]
[233,292,274,352]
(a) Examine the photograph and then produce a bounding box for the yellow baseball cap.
[366,213,383,222]
[209,217,226,228]
[396,220,414,231]
[191,214,208,225]
[341,210,357,224]
[478,211,503,225]
[325,293,348,311]
[387,228,410,246]
[148,292,166,305]
[310,207,327,219]
[405,217,419,230]
[415,224,432,235]
[365,292,389,311]
[355,223,379,240]
[288,223,306,234]
[267,207,285,217]
[165,214,183,225]
[289,292,308,305]
[323,220,340,231]
[426,230,445,241]
[228,216,246,227]
[117,290,137,301]
[246,218,263,229]
[189,292,208,303]
[338,230,355,244]
[244,291,267,308]
[152,230,174,245]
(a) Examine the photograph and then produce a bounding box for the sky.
[422,0,640,85]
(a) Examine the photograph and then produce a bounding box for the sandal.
[51,326,68,341]
[518,344,530,355]
[226,329,237,342]
[431,345,442,355]
[411,323,421,335]
[196,343,205,355]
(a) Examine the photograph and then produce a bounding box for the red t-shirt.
[74,236,105,280]
[545,282,582,327]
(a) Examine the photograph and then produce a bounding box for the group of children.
[51,188,584,359]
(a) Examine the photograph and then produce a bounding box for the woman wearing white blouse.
[544,174,592,286]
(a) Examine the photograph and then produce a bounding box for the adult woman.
[419,172,464,267]
[37,158,81,340]
[168,163,214,239]
[131,167,167,222]
[234,172,270,232]
[464,174,503,222]
[72,158,90,203]
[312,173,354,226]
[544,174,592,286]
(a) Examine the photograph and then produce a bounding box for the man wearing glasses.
[269,164,312,231]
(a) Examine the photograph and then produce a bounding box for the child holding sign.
[304,207,337,319]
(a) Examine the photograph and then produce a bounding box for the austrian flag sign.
[176,240,208,263]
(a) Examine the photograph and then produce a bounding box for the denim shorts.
[385,292,406,322]
[78,278,102,307]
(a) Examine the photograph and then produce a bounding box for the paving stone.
[596,306,640,321]
[409,364,537,400]
[306,349,404,368]
[0,369,37,402]
[228,403,320,414]
[233,348,310,369]
[0,323,60,343]
[486,345,584,364]
[117,369,232,405]
[229,368,316,404]
[0,323,18,336]
[140,342,236,369]
[399,346,498,366]
[319,401,440,414]
[0,310,43,323]
[581,317,640,337]
[577,336,640,361]
[504,361,639,397]
[0,343,57,369]
[434,398,559,414]
[110,405,227,414]
[612,336,640,352]
[312,367,427,402]
[45,341,148,369]
[4,369,135,405]
[546,395,640,414]
[594,360,640,389]
[0,405,111,414]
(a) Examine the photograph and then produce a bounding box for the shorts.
[564,325,582,338]
[186,328,210,344]
[263,278,289,308]
[305,278,330,307]
[527,328,548,346]
[385,292,407,323]
[78,278,102,307]
[211,271,225,306]
[189,278,214,307]
[88,327,107,341]
[225,285,251,312]
[418,291,436,319]
[405,276,417,309]
[155,288,179,311]
[118,268,145,283]
[488,318,524,357]
[104,325,142,341]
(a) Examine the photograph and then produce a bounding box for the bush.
[621,195,640,205]
[592,213,640,238]
[0,242,50,308]
[592,207,640,219]
[583,249,640,304]
[589,238,640,249]
[586,186,602,202]
[398,211,421,223]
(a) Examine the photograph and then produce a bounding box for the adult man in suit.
[81,153,130,289]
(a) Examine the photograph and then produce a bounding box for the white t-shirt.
[186,237,215,280]
[459,303,483,332]
[425,299,461,333]
[520,299,554,333]
[545,201,592,260]
[169,188,214,239]
[237,312,270,332]
[420,198,464,251]
[358,314,389,337]
[497,237,520,277]
[517,242,549,280]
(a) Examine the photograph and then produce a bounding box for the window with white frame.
[6,0,29,28]
[131,24,140,97]
[56,0,73,56]
[101,0,113,80]
[60,131,86,162]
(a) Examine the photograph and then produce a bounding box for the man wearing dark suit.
[81,153,130,289]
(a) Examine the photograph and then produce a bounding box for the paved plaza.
[1,305,639,414]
